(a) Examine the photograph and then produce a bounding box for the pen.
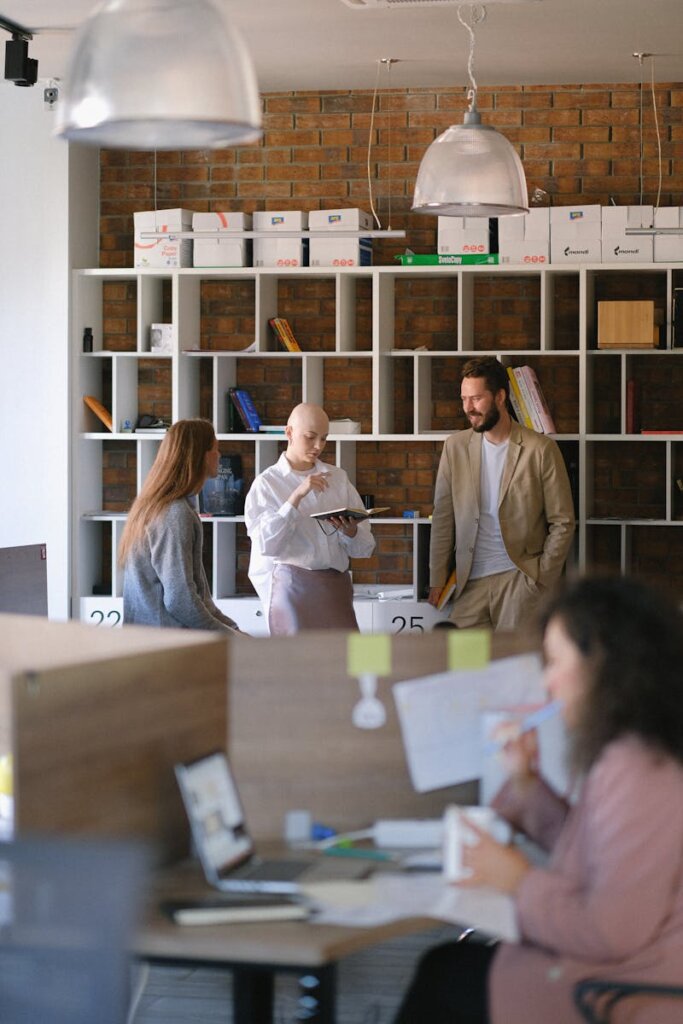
[484,700,562,755]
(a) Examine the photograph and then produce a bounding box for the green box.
[394,253,500,266]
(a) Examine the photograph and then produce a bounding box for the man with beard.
[428,357,575,630]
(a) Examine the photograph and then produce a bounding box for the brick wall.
[98,81,683,597]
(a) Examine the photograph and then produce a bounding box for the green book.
[394,253,499,266]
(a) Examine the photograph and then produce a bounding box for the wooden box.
[597,300,659,349]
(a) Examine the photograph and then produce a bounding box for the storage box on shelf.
[72,261,683,628]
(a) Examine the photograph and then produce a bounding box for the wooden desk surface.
[135,859,442,969]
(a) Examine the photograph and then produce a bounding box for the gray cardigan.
[123,497,238,632]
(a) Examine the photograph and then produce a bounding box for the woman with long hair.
[120,418,240,633]
[394,576,683,1024]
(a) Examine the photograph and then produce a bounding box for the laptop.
[175,751,371,894]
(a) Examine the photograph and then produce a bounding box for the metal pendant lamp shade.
[412,4,528,218]
[56,0,263,149]
[412,108,529,217]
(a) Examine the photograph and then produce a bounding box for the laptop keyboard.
[241,858,310,882]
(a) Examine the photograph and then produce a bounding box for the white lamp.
[412,5,528,217]
[56,0,262,150]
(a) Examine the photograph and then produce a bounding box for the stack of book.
[227,388,262,432]
[506,366,556,434]
[269,317,302,352]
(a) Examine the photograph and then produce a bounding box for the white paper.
[302,873,519,942]
[392,654,545,792]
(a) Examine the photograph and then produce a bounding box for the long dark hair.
[118,418,215,566]
[539,576,683,772]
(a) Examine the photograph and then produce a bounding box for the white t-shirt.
[469,436,517,580]
[244,452,376,613]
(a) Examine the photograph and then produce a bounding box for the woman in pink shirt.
[394,576,683,1024]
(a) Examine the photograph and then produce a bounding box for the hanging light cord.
[366,59,383,230]
[635,52,663,215]
[650,56,662,212]
[457,4,486,112]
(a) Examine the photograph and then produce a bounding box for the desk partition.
[228,629,535,838]
[0,614,228,863]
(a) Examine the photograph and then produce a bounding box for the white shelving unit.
[72,263,683,631]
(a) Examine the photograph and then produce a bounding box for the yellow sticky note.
[347,633,392,677]
[447,629,491,671]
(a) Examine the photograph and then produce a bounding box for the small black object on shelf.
[83,327,94,353]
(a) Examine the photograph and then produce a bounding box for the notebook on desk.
[175,751,370,894]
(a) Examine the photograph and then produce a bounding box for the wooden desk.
[135,859,442,1024]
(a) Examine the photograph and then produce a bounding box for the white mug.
[442,805,511,881]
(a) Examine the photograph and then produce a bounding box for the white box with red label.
[437,217,493,255]
[134,208,193,268]
[308,208,373,267]
[498,209,550,266]
[253,211,308,268]
[192,212,252,267]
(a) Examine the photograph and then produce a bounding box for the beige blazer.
[490,737,683,1024]
[429,421,575,598]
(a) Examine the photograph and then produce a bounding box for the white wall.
[0,83,98,619]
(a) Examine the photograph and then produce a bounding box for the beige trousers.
[450,568,544,632]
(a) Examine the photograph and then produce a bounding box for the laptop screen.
[175,751,254,878]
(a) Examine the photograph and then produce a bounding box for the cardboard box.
[253,210,308,268]
[134,208,193,268]
[438,216,494,255]
[550,205,602,264]
[309,208,372,267]
[498,209,550,265]
[192,212,252,268]
[654,207,683,262]
[597,300,659,348]
[601,205,654,263]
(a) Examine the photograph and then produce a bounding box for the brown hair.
[118,418,216,566]
[461,356,510,400]
[539,576,683,772]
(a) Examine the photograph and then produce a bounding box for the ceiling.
[1,0,682,94]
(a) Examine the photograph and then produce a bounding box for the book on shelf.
[161,894,309,926]
[505,369,534,430]
[436,567,458,611]
[258,424,286,434]
[640,430,683,434]
[519,365,556,434]
[199,454,244,516]
[269,317,302,353]
[626,378,639,433]
[512,367,543,432]
[235,388,262,431]
[83,395,113,432]
[227,388,262,432]
[310,506,390,521]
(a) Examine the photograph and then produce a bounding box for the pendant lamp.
[56,0,262,150]
[412,4,528,217]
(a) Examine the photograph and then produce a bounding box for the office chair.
[574,977,683,1023]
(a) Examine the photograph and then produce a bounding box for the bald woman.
[244,403,375,635]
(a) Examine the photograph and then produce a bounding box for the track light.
[1,16,38,87]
